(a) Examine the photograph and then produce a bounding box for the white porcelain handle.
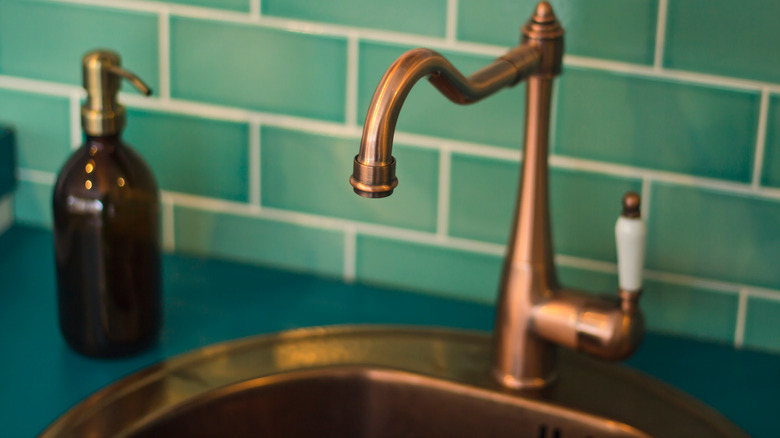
[615,192,646,293]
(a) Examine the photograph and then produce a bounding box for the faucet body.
[352,2,644,389]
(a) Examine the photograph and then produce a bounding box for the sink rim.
[123,365,651,438]
[39,325,749,438]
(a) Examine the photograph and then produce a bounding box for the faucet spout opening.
[350,155,397,198]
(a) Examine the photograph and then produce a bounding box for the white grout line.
[48,0,168,12]
[162,197,176,251]
[751,88,770,188]
[15,170,780,300]
[554,255,778,300]
[445,0,458,43]
[643,269,741,294]
[9,0,780,343]
[5,72,780,204]
[343,225,357,283]
[556,254,616,274]
[48,0,254,21]
[249,0,261,19]
[640,177,652,224]
[158,8,171,101]
[550,154,780,201]
[394,131,521,161]
[552,251,759,296]
[45,0,496,55]
[121,92,364,138]
[345,34,360,128]
[436,149,452,240]
[431,235,505,256]
[734,289,748,349]
[163,189,506,255]
[18,168,56,185]
[653,0,668,70]
[564,55,780,94]
[120,93,252,122]
[36,0,780,94]
[168,191,347,231]
[249,118,262,207]
[743,288,780,301]
[0,75,79,97]
[69,92,82,149]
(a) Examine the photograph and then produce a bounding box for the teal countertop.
[2,225,779,437]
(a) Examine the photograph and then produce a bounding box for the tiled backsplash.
[1,0,779,353]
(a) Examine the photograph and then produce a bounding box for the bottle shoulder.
[54,138,159,200]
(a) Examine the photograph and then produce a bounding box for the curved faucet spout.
[350,45,541,198]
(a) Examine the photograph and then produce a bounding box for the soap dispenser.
[53,50,161,357]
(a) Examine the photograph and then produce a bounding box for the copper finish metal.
[81,50,153,137]
[622,191,641,218]
[38,4,747,436]
[352,2,645,389]
[351,44,541,197]
[39,327,748,438]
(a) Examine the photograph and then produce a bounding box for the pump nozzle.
[81,50,153,136]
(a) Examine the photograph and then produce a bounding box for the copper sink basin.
[40,326,748,438]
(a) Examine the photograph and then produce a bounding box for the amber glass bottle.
[53,50,161,357]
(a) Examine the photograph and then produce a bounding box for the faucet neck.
[492,76,559,389]
[491,2,564,389]
[509,77,556,270]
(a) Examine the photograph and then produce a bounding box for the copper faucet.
[351,2,645,389]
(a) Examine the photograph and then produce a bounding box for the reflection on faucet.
[351,2,645,389]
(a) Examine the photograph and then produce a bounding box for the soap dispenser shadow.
[53,50,161,358]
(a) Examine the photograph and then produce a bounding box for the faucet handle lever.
[615,192,646,296]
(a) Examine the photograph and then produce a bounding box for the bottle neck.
[84,133,123,153]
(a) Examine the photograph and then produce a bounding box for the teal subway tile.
[448,155,516,244]
[449,153,641,261]
[263,0,446,37]
[550,169,641,263]
[458,0,657,65]
[358,42,525,149]
[0,89,71,174]
[556,68,759,182]
[557,265,618,294]
[761,95,780,188]
[641,280,738,343]
[125,109,249,202]
[136,0,249,11]
[647,183,780,290]
[558,266,738,343]
[744,296,780,353]
[170,17,347,122]
[0,0,158,92]
[665,0,780,83]
[355,235,502,303]
[261,127,439,232]
[174,206,345,277]
[15,180,52,228]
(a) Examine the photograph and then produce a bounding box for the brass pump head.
[81,50,152,137]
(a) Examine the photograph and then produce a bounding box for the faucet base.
[493,368,556,390]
